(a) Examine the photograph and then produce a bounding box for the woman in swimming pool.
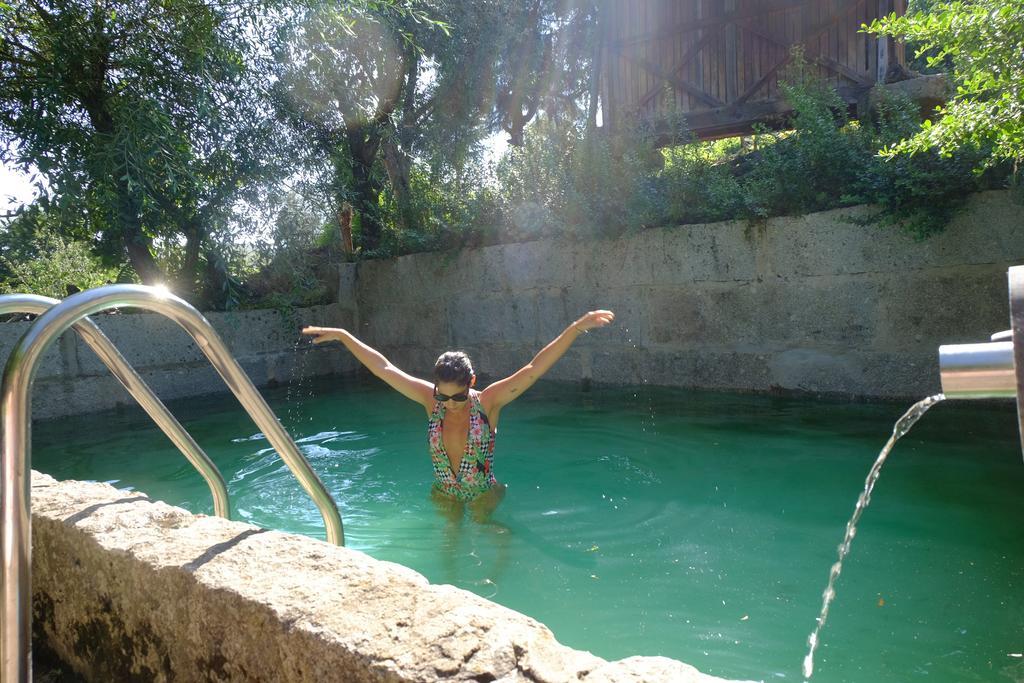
[302,309,614,516]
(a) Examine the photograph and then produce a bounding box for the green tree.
[274,0,600,254]
[0,204,118,297]
[274,3,422,253]
[0,0,285,299]
[866,0,1024,173]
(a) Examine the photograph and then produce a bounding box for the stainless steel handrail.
[0,293,231,519]
[2,285,344,682]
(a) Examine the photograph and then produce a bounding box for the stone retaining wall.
[30,472,741,683]
[0,303,359,419]
[346,191,1024,399]
[6,192,1022,421]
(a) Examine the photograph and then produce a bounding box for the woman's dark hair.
[433,351,474,386]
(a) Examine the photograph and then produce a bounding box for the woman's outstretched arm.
[481,310,614,414]
[302,326,434,409]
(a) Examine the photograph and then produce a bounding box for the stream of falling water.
[802,393,946,679]
[283,338,314,433]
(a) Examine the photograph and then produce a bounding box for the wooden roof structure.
[599,0,908,141]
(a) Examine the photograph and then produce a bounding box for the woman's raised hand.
[574,310,615,333]
[301,326,343,344]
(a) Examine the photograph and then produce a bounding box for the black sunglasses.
[433,386,470,402]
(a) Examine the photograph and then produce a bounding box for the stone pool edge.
[29,472,746,682]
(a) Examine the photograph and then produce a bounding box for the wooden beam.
[632,25,722,110]
[725,0,738,102]
[816,55,873,86]
[739,22,874,86]
[651,100,794,144]
[618,50,724,109]
[650,85,869,144]
[732,0,866,107]
[877,0,892,82]
[611,0,812,49]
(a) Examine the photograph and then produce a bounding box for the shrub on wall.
[484,53,999,245]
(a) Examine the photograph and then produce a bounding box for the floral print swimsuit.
[428,391,497,501]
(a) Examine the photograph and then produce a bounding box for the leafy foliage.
[866,0,1024,171]
[0,206,120,298]
[0,0,290,301]
[243,192,339,310]
[488,53,992,241]
[273,0,599,255]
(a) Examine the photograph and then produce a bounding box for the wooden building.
[599,0,908,141]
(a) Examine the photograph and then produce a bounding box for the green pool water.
[32,375,1024,682]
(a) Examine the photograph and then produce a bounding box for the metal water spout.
[938,265,1024,455]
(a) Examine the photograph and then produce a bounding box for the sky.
[1,163,38,215]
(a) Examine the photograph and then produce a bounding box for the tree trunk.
[337,203,354,254]
[382,139,414,232]
[81,60,167,286]
[175,225,204,300]
[117,184,165,285]
[202,247,234,310]
[588,2,604,131]
[345,126,385,252]
[123,234,164,285]
[381,45,419,233]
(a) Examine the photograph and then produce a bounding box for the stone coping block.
[30,472,747,683]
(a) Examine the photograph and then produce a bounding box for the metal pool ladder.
[0,285,345,683]
[0,293,231,518]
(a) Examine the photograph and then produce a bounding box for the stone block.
[449,247,495,293]
[355,258,428,308]
[872,268,1009,351]
[645,350,702,386]
[762,348,941,398]
[205,309,294,358]
[338,262,358,305]
[133,364,227,403]
[487,239,575,291]
[287,304,353,336]
[473,343,546,380]
[644,286,715,348]
[761,193,1024,279]
[904,192,1024,271]
[74,313,206,375]
[572,232,657,290]
[32,372,163,420]
[364,303,448,350]
[380,345,444,379]
[558,287,648,349]
[652,222,759,284]
[767,348,868,395]
[644,277,877,352]
[590,349,651,386]
[0,318,70,380]
[592,348,773,390]
[690,351,773,391]
[677,281,768,349]
[448,291,537,348]
[759,277,880,349]
[27,379,77,420]
[761,209,880,278]
[534,289,575,342]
